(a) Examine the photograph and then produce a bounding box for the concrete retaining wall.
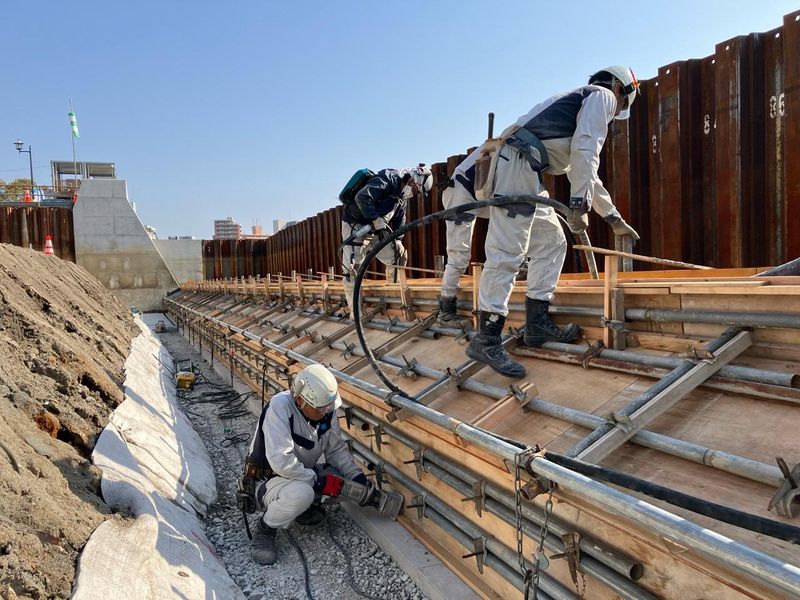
[153,239,202,284]
[72,180,178,311]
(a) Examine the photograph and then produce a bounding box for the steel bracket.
[341,342,356,360]
[373,461,385,489]
[606,412,634,433]
[407,494,427,520]
[342,406,353,430]
[397,355,419,379]
[580,339,605,369]
[509,384,528,404]
[385,316,400,332]
[445,367,465,387]
[519,475,551,501]
[403,447,427,481]
[365,424,389,451]
[768,457,800,518]
[550,531,583,587]
[508,326,524,340]
[461,536,487,574]
[460,480,487,517]
[600,316,627,332]
[454,322,471,345]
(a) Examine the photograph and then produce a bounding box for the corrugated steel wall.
[202,11,800,279]
[0,207,76,261]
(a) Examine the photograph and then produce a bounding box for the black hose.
[326,513,385,600]
[544,453,800,544]
[351,193,570,399]
[286,529,316,600]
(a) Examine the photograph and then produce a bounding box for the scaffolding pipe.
[349,440,578,600]
[537,342,798,389]
[566,328,745,458]
[346,409,648,588]
[164,298,800,597]
[176,298,785,487]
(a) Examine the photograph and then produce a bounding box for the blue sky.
[2,1,796,238]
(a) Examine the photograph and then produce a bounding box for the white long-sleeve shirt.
[454,84,622,220]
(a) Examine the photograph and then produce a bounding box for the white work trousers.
[341,221,407,310]
[256,476,315,529]
[440,182,484,298]
[478,145,567,315]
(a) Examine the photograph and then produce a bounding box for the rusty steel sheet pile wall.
[0,206,76,261]
[203,11,800,280]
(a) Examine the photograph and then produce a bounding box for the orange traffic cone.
[44,235,55,256]
[72,190,79,204]
[23,189,32,202]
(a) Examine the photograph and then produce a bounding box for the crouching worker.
[242,364,370,565]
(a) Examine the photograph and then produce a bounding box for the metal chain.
[514,450,534,599]
[531,482,555,599]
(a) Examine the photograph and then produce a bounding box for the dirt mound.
[0,244,138,600]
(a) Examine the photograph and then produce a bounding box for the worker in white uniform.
[462,66,641,378]
[247,364,368,565]
[340,166,432,311]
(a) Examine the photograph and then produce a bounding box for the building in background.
[213,217,242,240]
[242,225,270,240]
[272,219,297,233]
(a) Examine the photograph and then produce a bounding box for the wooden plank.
[603,255,620,348]
[472,382,536,430]
[577,330,753,463]
[398,267,415,321]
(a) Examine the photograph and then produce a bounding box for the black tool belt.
[507,127,550,173]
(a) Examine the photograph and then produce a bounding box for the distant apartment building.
[213,217,242,240]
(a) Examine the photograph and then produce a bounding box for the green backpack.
[338,168,375,204]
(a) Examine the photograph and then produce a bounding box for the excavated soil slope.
[0,244,138,600]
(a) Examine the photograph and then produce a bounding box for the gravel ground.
[154,322,426,600]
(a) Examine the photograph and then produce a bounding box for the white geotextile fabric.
[72,318,245,600]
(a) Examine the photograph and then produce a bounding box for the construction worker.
[247,364,370,565]
[462,66,641,378]
[340,166,432,311]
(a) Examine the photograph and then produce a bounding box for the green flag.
[69,111,80,139]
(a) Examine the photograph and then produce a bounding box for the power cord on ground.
[285,529,316,600]
[325,513,384,600]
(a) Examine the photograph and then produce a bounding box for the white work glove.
[604,215,640,241]
[371,218,387,232]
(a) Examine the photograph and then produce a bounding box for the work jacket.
[452,85,623,219]
[247,390,361,485]
[343,168,407,230]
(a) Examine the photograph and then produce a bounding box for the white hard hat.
[291,364,341,413]
[411,164,433,193]
[589,65,640,120]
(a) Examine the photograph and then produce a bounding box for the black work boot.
[436,296,471,328]
[523,297,580,347]
[295,503,326,528]
[466,311,526,378]
[251,518,277,565]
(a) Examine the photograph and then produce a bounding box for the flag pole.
[69,99,78,182]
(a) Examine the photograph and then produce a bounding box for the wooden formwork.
[168,268,800,599]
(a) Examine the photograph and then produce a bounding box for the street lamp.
[14,139,35,196]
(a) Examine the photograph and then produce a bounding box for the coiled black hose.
[350,193,571,399]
